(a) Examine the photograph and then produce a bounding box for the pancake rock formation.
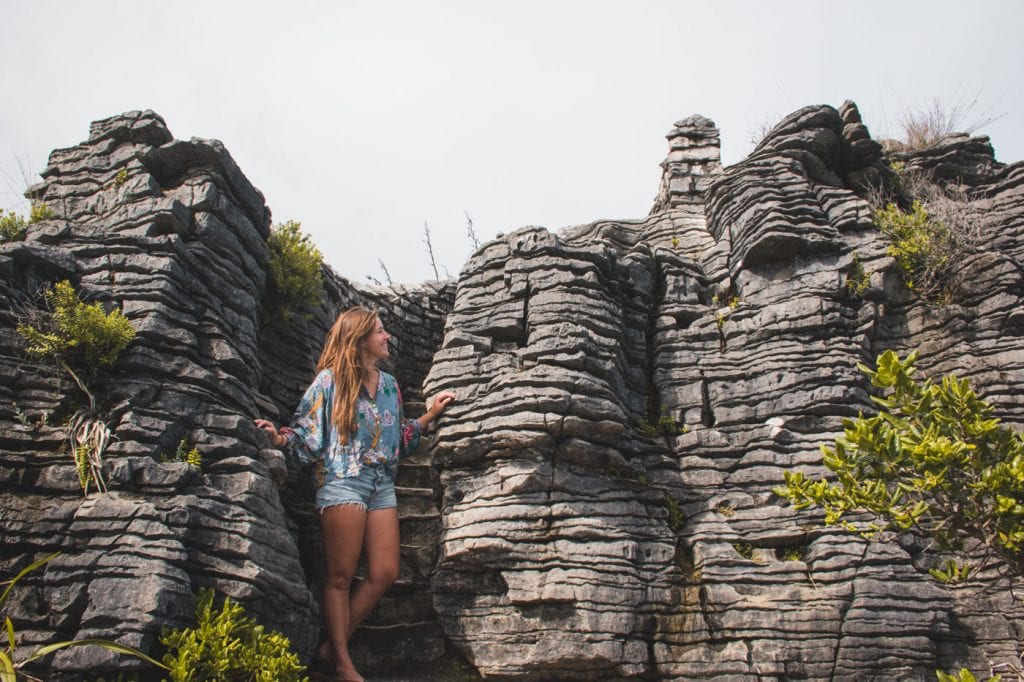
[1,102,1023,680]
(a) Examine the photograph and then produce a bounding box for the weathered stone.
[3,101,1023,681]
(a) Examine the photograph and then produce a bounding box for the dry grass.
[893,93,1003,151]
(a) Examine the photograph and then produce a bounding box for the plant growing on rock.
[867,162,984,303]
[0,202,52,242]
[160,438,202,469]
[159,587,307,682]
[844,253,870,298]
[778,350,1024,577]
[873,200,960,301]
[16,280,135,494]
[267,220,324,321]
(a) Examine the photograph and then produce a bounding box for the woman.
[256,307,455,682]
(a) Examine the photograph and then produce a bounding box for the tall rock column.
[650,115,722,214]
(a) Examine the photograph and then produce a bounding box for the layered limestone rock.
[423,102,1024,680]
[1,101,1023,680]
[0,111,453,677]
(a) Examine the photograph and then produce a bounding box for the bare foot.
[331,665,364,682]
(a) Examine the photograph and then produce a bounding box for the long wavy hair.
[316,306,380,444]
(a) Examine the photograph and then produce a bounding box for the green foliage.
[778,350,1024,575]
[162,438,202,468]
[68,410,111,495]
[17,280,135,368]
[0,202,52,242]
[936,669,1000,682]
[780,546,807,562]
[16,281,131,495]
[733,542,756,561]
[29,202,53,223]
[665,497,685,532]
[114,168,129,187]
[845,253,870,298]
[159,587,307,682]
[2,552,164,680]
[873,200,958,300]
[639,409,686,438]
[929,559,973,585]
[0,211,26,243]
[267,220,324,321]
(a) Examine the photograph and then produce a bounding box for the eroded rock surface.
[1,102,1022,680]
[0,111,452,677]
[423,103,1024,680]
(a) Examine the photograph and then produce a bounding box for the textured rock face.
[423,102,1024,680]
[1,102,1023,680]
[0,111,452,676]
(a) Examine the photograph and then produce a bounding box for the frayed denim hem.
[318,501,367,514]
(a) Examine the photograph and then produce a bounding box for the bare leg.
[320,503,367,682]
[347,507,400,636]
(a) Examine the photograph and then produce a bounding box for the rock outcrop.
[1,102,1022,680]
[423,103,1024,680]
[0,111,453,677]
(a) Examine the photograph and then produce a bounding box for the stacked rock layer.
[0,111,453,677]
[423,102,1024,680]
[0,101,1022,680]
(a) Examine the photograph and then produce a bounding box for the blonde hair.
[316,306,380,444]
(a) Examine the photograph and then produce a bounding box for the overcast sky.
[2,1,1021,285]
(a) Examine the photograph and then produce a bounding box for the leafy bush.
[874,200,960,301]
[16,281,134,495]
[30,201,53,222]
[18,280,135,369]
[639,409,686,438]
[267,220,324,320]
[0,201,52,242]
[844,253,869,298]
[160,587,307,682]
[0,211,27,242]
[778,350,1024,576]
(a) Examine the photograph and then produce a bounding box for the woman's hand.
[254,419,287,448]
[421,391,456,426]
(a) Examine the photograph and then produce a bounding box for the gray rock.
[3,101,1023,681]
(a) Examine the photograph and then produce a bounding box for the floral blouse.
[281,369,421,483]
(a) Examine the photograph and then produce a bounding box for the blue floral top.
[281,369,421,483]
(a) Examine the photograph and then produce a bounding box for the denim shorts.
[315,463,397,512]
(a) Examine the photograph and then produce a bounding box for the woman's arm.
[255,370,333,464]
[417,391,456,430]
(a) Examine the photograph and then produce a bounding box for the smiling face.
[361,317,390,365]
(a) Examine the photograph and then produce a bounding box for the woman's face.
[362,317,390,364]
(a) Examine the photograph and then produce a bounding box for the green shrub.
[267,220,324,320]
[733,542,757,561]
[778,350,1024,576]
[17,280,135,368]
[0,211,27,242]
[161,438,202,468]
[160,587,307,682]
[936,669,1000,682]
[665,497,685,532]
[639,409,686,438]
[0,202,53,242]
[844,253,869,298]
[873,201,959,300]
[17,281,134,495]
[30,201,53,222]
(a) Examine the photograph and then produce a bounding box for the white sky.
[2,0,1021,285]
